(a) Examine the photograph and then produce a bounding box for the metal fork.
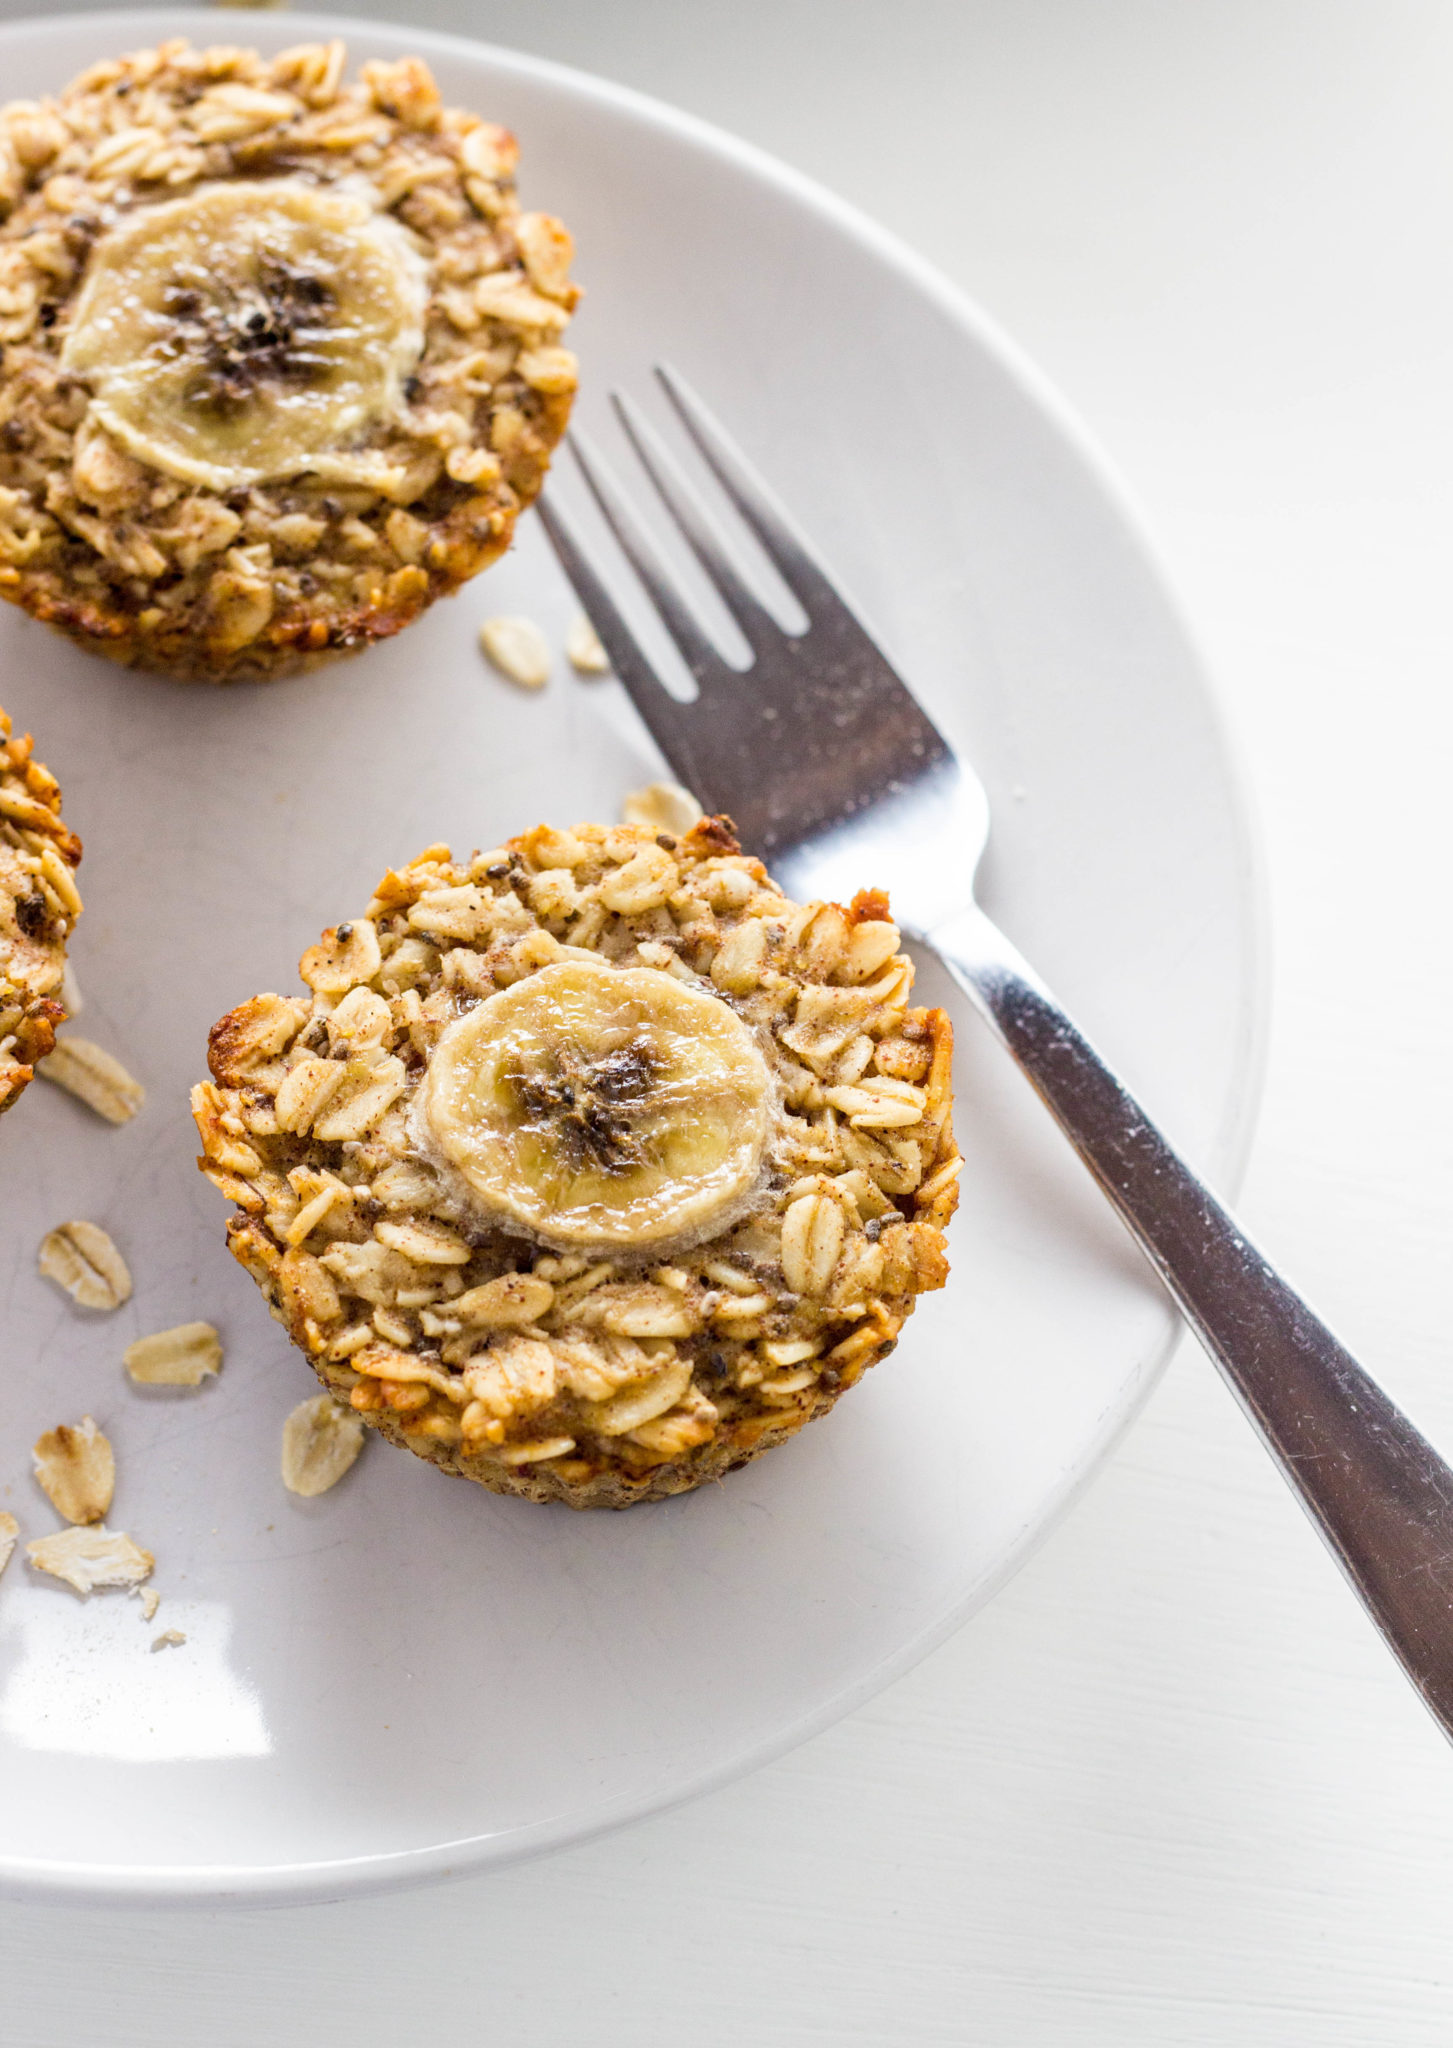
[540,365,1453,1742]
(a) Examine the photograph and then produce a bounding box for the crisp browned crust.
[354,1386,847,1508]
[0,39,577,682]
[0,702,81,1111]
[193,819,961,1508]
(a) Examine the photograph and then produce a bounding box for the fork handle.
[931,899,1453,1740]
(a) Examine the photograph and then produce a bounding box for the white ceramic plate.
[0,9,1265,1903]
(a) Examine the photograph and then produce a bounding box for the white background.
[6,1,1453,2041]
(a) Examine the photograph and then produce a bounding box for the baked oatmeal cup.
[193,817,961,1507]
[0,38,578,681]
[0,701,82,1112]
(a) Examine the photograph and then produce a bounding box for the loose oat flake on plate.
[123,1320,223,1387]
[25,1523,153,1596]
[31,1414,114,1525]
[37,1034,143,1123]
[38,1218,132,1310]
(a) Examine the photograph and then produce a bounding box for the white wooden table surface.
[8,2,1453,2040]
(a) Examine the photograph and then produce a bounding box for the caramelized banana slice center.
[416,959,774,1252]
[60,179,428,490]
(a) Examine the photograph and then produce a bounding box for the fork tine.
[610,391,782,653]
[567,431,733,694]
[535,495,711,796]
[654,363,837,619]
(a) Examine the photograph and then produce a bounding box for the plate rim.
[0,3,1271,1907]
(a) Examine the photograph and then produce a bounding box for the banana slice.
[59,179,428,491]
[416,958,774,1252]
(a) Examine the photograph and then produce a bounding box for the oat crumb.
[32,1415,115,1525]
[39,1036,145,1123]
[282,1393,365,1497]
[125,1321,223,1386]
[479,614,550,689]
[622,781,704,836]
[565,611,610,675]
[38,1220,132,1311]
[26,1524,153,1596]
[150,1629,187,1652]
